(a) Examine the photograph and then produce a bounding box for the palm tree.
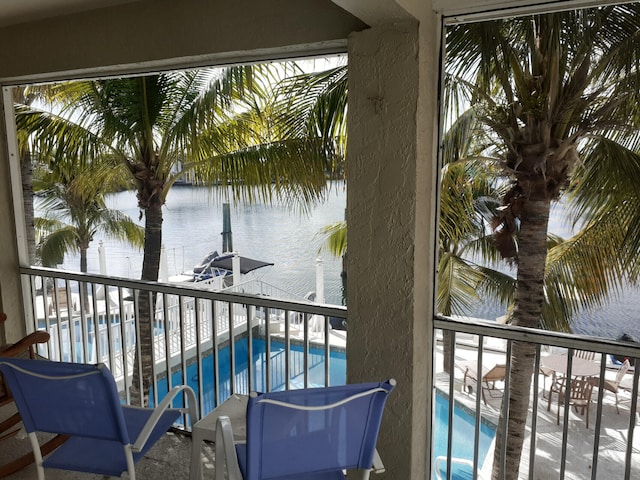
[14,86,54,265]
[285,66,515,359]
[16,65,335,405]
[275,63,347,175]
[446,6,640,478]
[33,153,143,273]
[286,60,634,331]
[426,104,505,374]
[32,149,143,316]
[568,136,640,287]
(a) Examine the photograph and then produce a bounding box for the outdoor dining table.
[541,353,601,378]
[541,353,601,412]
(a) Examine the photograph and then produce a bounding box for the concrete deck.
[435,336,640,479]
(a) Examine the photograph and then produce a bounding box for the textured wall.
[0,0,364,81]
[346,15,439,478]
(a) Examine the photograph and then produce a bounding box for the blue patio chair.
[0,357,198,480]
[214,379,396,480]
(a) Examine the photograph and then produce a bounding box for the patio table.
[189,394,248,480]
[541,354,600,378]
[541,354,600,412]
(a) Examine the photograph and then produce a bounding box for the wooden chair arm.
[0,331,50,358]
[0,316,60,478]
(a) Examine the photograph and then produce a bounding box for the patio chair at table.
[539,364,556,399]
[541,350,594,390]
[0,312,67,479]
[542,350,599,408]
[596,358,631,414]
[0,357,198,480]
[459,362,506,406]
[556,377,594,428]
[214,379,396,480]
[574,350,596,361]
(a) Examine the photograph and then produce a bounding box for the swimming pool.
[153,337,346,416]
[152,339,493,478]
[432,390,496,479]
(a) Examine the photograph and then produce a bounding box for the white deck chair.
[459,362,506,406]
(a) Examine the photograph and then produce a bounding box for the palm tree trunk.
[131,204,162,406]
[492,196,550,480]
[80,246,88,273]
[79,246,90,313]
[21,152,36,265]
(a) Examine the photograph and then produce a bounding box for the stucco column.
[0,88,27,343]
[346,17,439,479]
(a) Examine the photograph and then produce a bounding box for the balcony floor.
[1,414,203,479]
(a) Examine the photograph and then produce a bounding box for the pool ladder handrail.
[434,455,486,480]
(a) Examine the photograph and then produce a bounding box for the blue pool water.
[433,391,496,479]
[152,338,493,478]
[153,337,346,416]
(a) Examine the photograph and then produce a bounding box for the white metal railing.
[24,268,640,478]
[21,266,347,422]
[434,315,640,480]
[221,277,308,301]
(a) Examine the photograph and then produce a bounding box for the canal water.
[54,182,348,305]
[463,201,640,340]
[49,185,640,340]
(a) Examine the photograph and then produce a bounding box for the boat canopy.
[208,255,274,274]
[192,250,273,280]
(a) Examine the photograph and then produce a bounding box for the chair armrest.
[0,331,50,358]
[215,416,243,480]
[132,385,199,452]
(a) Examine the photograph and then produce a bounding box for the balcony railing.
[434,315,640,480]
[20,266,347,423]
[17,267,640,479]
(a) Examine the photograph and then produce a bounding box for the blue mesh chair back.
[242,380,395,480]
[0,357,197,479]
[0,358,129,442]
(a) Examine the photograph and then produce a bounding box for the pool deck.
[435,336,640,479]
[2,337,639,479]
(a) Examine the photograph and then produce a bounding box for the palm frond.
[35,224,78,267]
[436,253,484,317]
[317,221,347,257]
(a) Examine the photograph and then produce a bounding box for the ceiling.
[0,0,616,30]
[0,0,140,27]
